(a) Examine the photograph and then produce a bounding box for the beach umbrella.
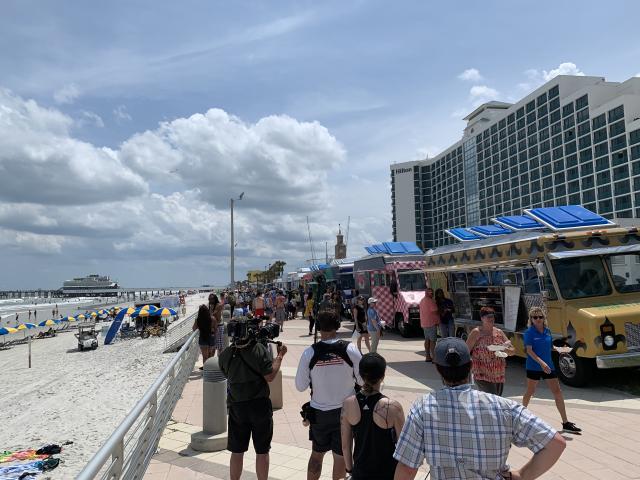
[0,327,18,335]
[98,309,109,315]
[157,308,177,316]
[133,308,151,317]
[89,312,98,317]
[17,323,37,330]
[60,316,76,322]
[76,314,86,321]
[38,319,59,327]
[140,305,159,313]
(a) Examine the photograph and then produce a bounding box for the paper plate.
[487,344,506,352]
[494,351,508,358]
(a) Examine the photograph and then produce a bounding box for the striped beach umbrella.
[89,312,98,317]
[17,323,37,330]
[139,305,159,313]
[60,316,76,322]
[0,327,19,335]
[38,319,59,327]
[76,314,86,321]
[133,308,151,317]
[157,308,177,316]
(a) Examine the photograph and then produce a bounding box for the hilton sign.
[394,167,413,174]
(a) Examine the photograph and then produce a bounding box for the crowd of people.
[190,285,579,480]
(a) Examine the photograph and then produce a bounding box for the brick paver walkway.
[145,318,640,480]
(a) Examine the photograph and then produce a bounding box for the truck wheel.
[396,313,411,338]
[556,353,593,387]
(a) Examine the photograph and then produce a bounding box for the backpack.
[309,340,353,370]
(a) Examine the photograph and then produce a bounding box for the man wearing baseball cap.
[393,338,566,480]
[366,297,383,354]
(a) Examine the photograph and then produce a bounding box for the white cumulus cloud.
[469,85,499,106]
[77,110,104,128]
[458,68,483,82]
[113,104,132,122]
[53,83,81,104]
[520,62,585,92]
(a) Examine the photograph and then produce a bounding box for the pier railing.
[163,311,197,353]
[77,314,199,480]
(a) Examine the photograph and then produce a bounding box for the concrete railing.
[76,328,199,480]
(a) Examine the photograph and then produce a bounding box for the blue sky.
[0,0,639,288]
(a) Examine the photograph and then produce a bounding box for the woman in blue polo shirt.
[522,306,581,434]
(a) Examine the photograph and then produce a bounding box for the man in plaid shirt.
[393,338,566,480]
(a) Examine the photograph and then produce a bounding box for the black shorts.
[526,369,558,380]
[227,397,273,454]
[198,334,215,347]
[309,408,342,455]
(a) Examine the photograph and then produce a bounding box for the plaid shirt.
[393,384,556,479]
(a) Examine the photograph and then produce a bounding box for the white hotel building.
[391,75,640,249]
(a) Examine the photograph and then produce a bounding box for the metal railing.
[77,326,199,480]
[164,312,197,353]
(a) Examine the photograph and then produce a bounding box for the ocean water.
[0,297,108,326]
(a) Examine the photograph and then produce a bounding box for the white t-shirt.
[295,338,363,411]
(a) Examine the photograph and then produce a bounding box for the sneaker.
[562,421,582,434]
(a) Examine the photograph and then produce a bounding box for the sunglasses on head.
[531,315,544,319]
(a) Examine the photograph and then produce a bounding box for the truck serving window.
[551,256,612,299]
[398,272,427,291]
[605,254,640,293]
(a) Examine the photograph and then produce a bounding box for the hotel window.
[543,188,554,201]
[592,114,606,130]
[567,167,579,181]
[579,148,593,163]
[578,121,591,137]
[608,105,624,123]
[616,195,631,211]
[527,113,536,125]
[531,192,542,204]
[563,116,575,129]
[538,105,548,117]
[614,180,631,196]
[569,193,581,204]
[597,170,611,184]
[609,120,626,138]
[508,123,516,135]
[491,124,498,135]
[517,107,525,119]
[552,147,563,160]
[595,156,610,172]
[576,95,588,110]
[582,189,596,203]
[549,85,559,98]
[517,118,525,130]
[499,119,506,130]
[554,172,566,184]
[538,117,549,130]
[527,100,536,113]
[565,141,577,155]
[599,199,613,213]
[579,135,592,150]
[612,150,628,166]
[593,128,607,144]
[594,142,609,158]
[576,108,589,123]
[551,122,562,136]
[613,165,629,181]
[631,145,640,160]
[508,113,515,124]
[550,110,561,125]
[539,127,549,141]
[598,185,612,199]
[568,180,580,194]
[611,136,627,152]
[555,185,566,197]
[562,103,574,117]
[630,129,640,146]
[566,154,578,168]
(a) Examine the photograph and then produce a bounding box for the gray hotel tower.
[391,75,640,250]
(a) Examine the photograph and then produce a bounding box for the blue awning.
[400,242,423,254]
[363,241,423,255]
[468,224,513,237]
[446,228,483,241]
[493,215,545,231]
[525,205,614,231]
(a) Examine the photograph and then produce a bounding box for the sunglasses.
[531,315,545,319]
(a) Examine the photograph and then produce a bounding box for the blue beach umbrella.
[0,327,18,335]
[60,316,76,322]
[156,308,177,316]
[17,323,37,330]
[38,319,60,327]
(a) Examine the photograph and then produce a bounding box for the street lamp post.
[230,192,245,286]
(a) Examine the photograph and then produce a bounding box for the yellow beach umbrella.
[17,323,37,330]
[76,314,86,321]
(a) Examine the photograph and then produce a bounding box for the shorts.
[228,397,273,454]
[198,333,215,347]
[214,324,225,351]
[526,369,558,380]
[309,408,342,455]
[422,326,437,341]
[255,308,265,318]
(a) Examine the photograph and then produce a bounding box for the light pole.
[230,192,245,286]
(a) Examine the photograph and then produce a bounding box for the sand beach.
[0,293,205,478]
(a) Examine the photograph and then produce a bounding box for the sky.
[1,0,639,289]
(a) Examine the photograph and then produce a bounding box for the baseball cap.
[367,297,377,305]
[434,337,471,367]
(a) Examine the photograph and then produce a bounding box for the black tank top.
[355,305,366,324]
[352,392,398,480]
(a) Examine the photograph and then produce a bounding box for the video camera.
[227,317,280,345]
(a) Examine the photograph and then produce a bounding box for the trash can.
[190,356,228,452]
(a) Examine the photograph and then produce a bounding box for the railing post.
[112,439,124,478]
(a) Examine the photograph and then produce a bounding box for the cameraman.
[219,323,287,480]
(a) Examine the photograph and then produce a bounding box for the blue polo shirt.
[523,325,554,372]
[367,307,380,332]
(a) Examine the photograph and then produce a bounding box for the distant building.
[391,75,640,249]
[335,225,347,259]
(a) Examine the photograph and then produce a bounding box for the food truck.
[353,242,425,337]
[425,205,640,387]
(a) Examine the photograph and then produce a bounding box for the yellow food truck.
[425,206,640,387]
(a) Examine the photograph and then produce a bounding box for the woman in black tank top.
[341,353,405,480]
